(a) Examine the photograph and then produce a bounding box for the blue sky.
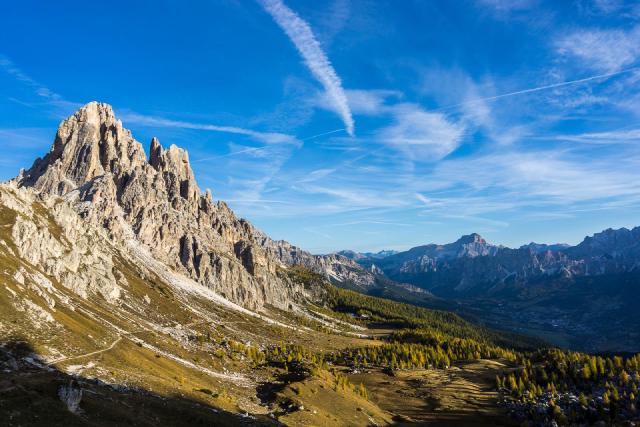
[2,0,640,253]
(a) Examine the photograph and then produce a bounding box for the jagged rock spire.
[15,101,308,311]
[147,138,200,207]
[19,102,147,195]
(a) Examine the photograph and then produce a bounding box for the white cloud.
[556,26,640,72]
[379,103,465,161]
[259,0,354,135]
[476,0,537,12]
[193,145,270,162]
[224,137,640,225]
[425,149,640,206]
[315,0,351,47]
[436,68,635,112]
[554,128,640,144]
[0,56,60,101]
[213,140,301,208]
[415,193,429,204]
[592,0,623,14]
[301,128,347,141]
[118,111,298,145]
[292,182,411,212]
[0,54,80,113]
[323,87,466,161]
[298,168,336,183]
[344,89,402,116]
[580,0,640,17]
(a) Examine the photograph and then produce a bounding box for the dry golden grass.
[269,368,392,426]
[349,359,518,426]
[0,192,527,426]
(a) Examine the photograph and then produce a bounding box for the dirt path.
[349,359,517,426]
[47,336,124,365]
[47,327,252,385]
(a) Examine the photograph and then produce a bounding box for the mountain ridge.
[344,227,640,292]
[13,102,392,310]
[342,228,640,351]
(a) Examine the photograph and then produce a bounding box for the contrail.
[193,146,268,162]
[302,128,346,141]
[258,0,355,136]
[435,67,638,111]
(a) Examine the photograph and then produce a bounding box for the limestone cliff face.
[0,186,124,306]
[19,104,147,195]
[256,233,378,289]
[17,102,305,310]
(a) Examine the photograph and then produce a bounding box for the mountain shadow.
[0,339,282,426]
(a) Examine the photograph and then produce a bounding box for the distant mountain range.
[336,229,640,351]
[337,249,399,261]
[341,229,640,296]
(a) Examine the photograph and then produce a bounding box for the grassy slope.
[0,194,394,425]
[0,189,551,426]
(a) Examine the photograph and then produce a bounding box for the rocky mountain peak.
[147,137,200,207]
[520,242,571,253]
[453,233,500,259]
[149,136,163,166]
[571,226,640,258]
[14,102,310,310]
[456,233,486,245]
[19,101,147,195]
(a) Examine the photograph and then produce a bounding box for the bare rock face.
[20,104,147,195]
[255,233,378,289]
[0,186,124,304]
[17,102,305,310]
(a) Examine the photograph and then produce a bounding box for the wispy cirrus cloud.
[556,26,640,72]
[0,54,80,113]
[322,90,466,161]
[435,68,637,111]
[579,0,640,17]
[423,148,640,207]
[344,89,403,115]
[476,0,538,13]
[258,0,354,136]
[192,146,270,162]
[205,142,299,207]
[378,104,465,161]
[0,55,61,102]
[553,127,640,144]
[118,111,299,145]
[591,0,624,14]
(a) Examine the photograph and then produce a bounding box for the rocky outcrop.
[16,102,306,310]
[18,104,147,196]
[0,186,124,304]
[255,233,378,289]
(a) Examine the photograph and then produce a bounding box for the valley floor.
[349,359,517,427]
